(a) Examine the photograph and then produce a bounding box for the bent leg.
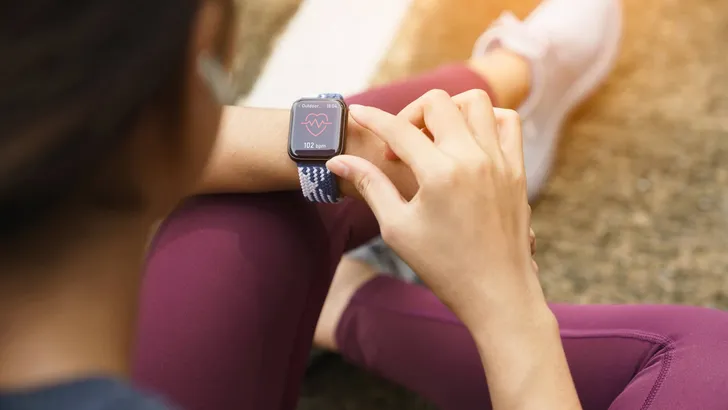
[337,276,728,410]
[554,303,728,410]
[133,60,503,409]
[132,194,376,410]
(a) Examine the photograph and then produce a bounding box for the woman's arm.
[327,93,581,410]
[467,288,581,410]
[196,105,418,199]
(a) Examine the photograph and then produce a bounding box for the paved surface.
[236,0,728,407]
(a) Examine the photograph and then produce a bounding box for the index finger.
[349,104,443,177]
[397,90,474,151]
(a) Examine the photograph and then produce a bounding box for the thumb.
[327,155,405,221]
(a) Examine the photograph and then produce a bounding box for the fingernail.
[326,158,350,179]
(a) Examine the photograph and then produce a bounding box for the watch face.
[289,98,346,160]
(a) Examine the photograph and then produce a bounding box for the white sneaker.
[346,237,420,283]
[473,0,623,200]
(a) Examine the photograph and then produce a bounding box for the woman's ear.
[174,0,231,189]
[191,0,235,64]
[136,0,233,216]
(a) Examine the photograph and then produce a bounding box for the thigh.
[345,64,496,113]
[133,193,341,410]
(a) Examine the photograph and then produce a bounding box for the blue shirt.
[0,378,173,410]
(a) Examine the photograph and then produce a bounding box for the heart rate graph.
[301,113,333,137]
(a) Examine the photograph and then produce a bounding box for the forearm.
[196,106,298,194]
[467,284,581,410]
[196,105,418,199]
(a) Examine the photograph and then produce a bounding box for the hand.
[327,89,543,327]
[378,102,538,270]
[339,115,419,200]
[331,90,578,410]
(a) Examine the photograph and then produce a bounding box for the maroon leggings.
[133,65,728,410]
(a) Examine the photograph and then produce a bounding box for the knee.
[149,192,329,275]
[155,193,318,246]
[167,192,311,230]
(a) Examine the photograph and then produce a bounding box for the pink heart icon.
[301,113,333,137]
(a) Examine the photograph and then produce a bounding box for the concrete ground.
[235,0,728,408]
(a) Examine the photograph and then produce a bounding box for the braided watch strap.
[297,163,340,204]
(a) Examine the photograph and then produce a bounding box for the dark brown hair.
[0,1,199,244]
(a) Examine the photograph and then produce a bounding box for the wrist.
[469,304,577,410]
[468,296,559,365]
[470,300,557,341]
[454,270,552,336]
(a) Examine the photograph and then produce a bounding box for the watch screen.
[289,99,345,160]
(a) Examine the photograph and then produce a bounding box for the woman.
[132,1,728,409]
[0,3,725,410]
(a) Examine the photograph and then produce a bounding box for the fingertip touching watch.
[288,93,348,203]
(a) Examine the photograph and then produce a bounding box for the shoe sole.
[526,0,623,201]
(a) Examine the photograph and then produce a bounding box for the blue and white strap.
[297,163,340,203]
[295,93,344,203]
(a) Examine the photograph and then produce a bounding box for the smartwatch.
[288,93,348,203]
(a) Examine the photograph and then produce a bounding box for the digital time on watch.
[288,93,348,203]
